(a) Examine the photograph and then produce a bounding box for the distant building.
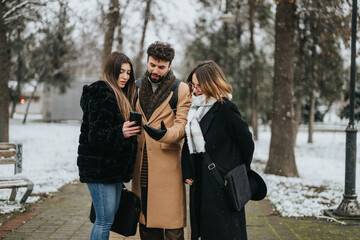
[42,79,96,121]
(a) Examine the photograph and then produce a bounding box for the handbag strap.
[203,152,227,187]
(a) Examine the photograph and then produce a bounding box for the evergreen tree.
[23,0,76,123]
[294,0,349,142]
[185,0,273,125]
[0,0,44,140]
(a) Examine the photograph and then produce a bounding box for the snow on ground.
[1,113,359,218]
[253,124,359,217]
[0,119,80,214]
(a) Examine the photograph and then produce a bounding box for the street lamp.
[325,0,360,218]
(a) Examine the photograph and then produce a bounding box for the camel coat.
[132,81,192,229]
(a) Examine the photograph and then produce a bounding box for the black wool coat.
[77,80,137,184]
[182,98,254,240]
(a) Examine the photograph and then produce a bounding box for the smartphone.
[130,111,142,134]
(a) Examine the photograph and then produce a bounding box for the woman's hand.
[122,121,140,138]
[185,179,194,186]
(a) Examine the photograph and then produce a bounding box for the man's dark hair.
[147,41,175,63]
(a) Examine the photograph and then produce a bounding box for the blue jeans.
[87,183,122,240]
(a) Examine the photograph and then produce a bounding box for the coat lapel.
[200,102,220,135]
[146,92,173,125]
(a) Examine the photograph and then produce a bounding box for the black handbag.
[223,164,251,211]
[90,185,141,236]
[204,153,251,211]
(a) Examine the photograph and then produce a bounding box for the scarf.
[185,94,218,154]
[139,70,176,120]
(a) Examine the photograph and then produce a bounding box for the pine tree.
[185,0,273,125]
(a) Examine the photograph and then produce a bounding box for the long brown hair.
[102,52,135,121]
[186,60,232,103]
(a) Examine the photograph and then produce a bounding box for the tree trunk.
[308,88,315,143]
[293,16,305,144]
[340,91,345,113]
[116,0,130,52]
[134,0,152,78]
[265,0,299,177]
[116,16,123,52]
[0,3,9,141]
[102,0,119,65]
[23,83,38,124]
[249,0,258,140]
[307,11,318,144]
[235,2,242,107]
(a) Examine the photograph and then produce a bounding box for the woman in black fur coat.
[77,52,140,240]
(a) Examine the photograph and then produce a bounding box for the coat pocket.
[160,143,181,150]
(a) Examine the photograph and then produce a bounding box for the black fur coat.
[77,80,137,184]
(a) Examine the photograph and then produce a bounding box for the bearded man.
[132,41,192,240]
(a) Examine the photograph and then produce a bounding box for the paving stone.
[2,182,360,240]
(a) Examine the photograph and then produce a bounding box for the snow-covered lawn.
[0,117,359,219]
[253,124,359,217]
[0,119,80,214]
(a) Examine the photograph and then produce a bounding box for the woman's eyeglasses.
[189,82,201,91]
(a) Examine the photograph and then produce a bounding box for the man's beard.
[149,71,168,83]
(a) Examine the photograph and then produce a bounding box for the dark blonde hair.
[186,60,232,103]
[102,52,135,121]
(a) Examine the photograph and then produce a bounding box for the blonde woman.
[77,52,140,239]
[182,61,266,240]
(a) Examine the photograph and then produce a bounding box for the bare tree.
[265,0,299,177]
[134,0,152,78]
[115,0,130,52]
[102,0,119,64]
[293,14,306,143]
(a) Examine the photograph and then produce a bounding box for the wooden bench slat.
[0,143,16,150]
[0,184,29,189]
[0,159,16,164]
[0,177,24,181]
[0,180,29,188]
[0,180,28,184]
[0,150,16,158]
[0,142,33,203]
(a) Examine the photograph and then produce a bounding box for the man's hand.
[143,121,167,141]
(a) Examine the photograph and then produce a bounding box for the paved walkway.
[1,182,360,240]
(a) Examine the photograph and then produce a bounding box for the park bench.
[0,143,33,203]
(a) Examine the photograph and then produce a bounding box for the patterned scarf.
[186,94,233,154]
[139,70,177,120]
[185,94,218,154]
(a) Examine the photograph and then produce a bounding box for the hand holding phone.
[130,111,142,134]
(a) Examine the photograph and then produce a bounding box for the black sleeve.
[87,95,127,148]
[181,138,194,181]
[225,101,255,168]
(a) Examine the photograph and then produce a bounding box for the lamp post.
[333,0,360,217]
